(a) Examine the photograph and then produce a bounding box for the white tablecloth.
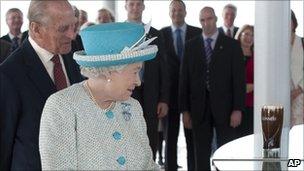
[212,124,303,170]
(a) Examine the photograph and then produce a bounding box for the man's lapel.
[23,39,57,100]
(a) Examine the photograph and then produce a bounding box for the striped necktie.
[11,37,19,52]
[204,38,213,64]
[204,38,213,91]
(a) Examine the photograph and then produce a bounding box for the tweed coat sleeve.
[39,93,77,170]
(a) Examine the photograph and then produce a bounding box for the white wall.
[116,1,256,30]
[0,0,303,37]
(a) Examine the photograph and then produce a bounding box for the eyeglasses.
[241,32,253,37]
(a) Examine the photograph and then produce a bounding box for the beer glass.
[261,105,283,158]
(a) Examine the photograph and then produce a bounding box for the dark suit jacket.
[179,33,245,126]
[218,26,239,38]
[0,39,83,170]
[140,27,169,117]
[160,25,201,110]
[0,40,11,63]
[71,34,84,53]
[0,31,29,44]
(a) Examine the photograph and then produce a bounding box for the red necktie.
[51,55,67,90]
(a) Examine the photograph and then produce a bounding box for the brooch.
[121,103,132,121]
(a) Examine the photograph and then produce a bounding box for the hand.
[291,86,303,101]
[182,111,192,129]
[157,102,168,118]
[230,110,242,128]
[246,83,254,93]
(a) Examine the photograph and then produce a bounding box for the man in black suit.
[160,0,201,170]
[179,7,245,171]
[218,4,239,38]
[0,8,28,53]
[125,0,169,160]
[0,1,83,170]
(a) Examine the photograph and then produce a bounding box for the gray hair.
[27,1,50,25]
[80,65,127,78]
[201,6,216,17]
[79,10,88,20]
[223,4,237,16]
[6,8,23,20]
[72,5,80,18]
[169,0,186,10]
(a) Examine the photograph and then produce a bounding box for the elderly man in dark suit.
[0,8,28,53]
[160,0,201,170]
[218,4,239,38]
[125,0,169,160]
[179,7,245,171]
[0,1,83,170]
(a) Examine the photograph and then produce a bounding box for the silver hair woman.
[39,22,159,170]
[80,64,126,78]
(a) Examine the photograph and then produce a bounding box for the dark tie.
[204,38,213,64]
[11,37,19,52]
[51,55,67,90]
[175,28,183,60]
[204,38,213,91]
[226,29,232,38]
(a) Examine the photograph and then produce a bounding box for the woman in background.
[290,10,303,127]
[235,24,254,137]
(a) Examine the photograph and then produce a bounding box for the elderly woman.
[39,22,159,170]
[234,24,254,137]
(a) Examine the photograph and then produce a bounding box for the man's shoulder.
[187,35,201,44]
[0,39,11,48]
[218,33,239,45]
[22,31,29,41]
[217,27,225,34]
[0,44,30,75]
[149,26,159,32]
[148,26,160,36]
[187,25,201,32]
[0,34,10,42]
[160,26,171,32]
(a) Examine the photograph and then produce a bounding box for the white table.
[212,124,303,170]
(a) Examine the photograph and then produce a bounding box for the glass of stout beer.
[261,105,284,158]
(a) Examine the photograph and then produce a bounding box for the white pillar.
[254,0,290,163]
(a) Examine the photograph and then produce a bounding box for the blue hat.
[73,22,158,67]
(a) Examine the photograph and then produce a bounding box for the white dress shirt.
[222,25,236,37]
[202,30,219,50]
[8,32,22,45]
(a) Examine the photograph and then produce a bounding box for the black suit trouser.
[192,91,237,171]
[165,108,195,171]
